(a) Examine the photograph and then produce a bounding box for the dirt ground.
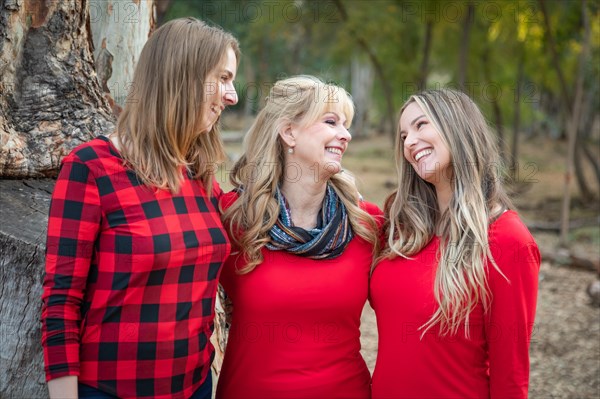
[220,125,600,398]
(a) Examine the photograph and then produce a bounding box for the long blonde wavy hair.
[222,75,379,273]
[116,17,239,193]
[381,89,513,337]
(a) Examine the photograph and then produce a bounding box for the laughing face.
[399,102,453,191]
[197,46,238,134]
[286,111,352,181]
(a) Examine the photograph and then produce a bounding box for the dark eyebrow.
[399,114,426,136]
[222,69,234,79]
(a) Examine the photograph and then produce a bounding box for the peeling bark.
[89,0,155,108]
[0,0,115,178]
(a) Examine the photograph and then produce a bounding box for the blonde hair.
[116,17,239,193]
[222,75,379,273]
[381,88,513,336]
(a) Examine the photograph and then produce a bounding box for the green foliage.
[163,0,599,137]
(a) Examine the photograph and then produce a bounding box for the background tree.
[0,0,114,178]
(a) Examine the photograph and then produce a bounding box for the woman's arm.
[485,230,540,398]
[41,157,102,386]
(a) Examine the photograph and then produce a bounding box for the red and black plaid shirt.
[41,136,230,398]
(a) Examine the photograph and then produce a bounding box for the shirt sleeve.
[41,155,102,381]
[485,236,541,398]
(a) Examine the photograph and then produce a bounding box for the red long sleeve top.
[41,136,230,398]
[370,211,540,399]
[216,192,382,399]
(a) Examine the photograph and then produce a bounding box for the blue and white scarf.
[266,184,354,259]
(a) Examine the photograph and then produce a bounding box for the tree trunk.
[90,0,156,108]
[512,50,525,178]
[559,0,591,246]
[0,179,55,398]
[482,44,505,162]
[0,1,152,397]
[243,54,257,117]
[417,20,434,91]
[581,118,600,189]
[574,80,600,197]
[457,2,475,90]
[0,0,115,178]
[538,0,573,109]
[539,0,573,140]
[351,56,374,137]
[573,120,594,201]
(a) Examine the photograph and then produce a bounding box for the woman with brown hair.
[41,17,239,399]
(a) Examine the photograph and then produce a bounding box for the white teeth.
[326,147,342,155]
[415,149,432,161]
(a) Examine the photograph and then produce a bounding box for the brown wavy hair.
[115,17,239,193]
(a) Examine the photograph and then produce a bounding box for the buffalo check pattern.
[41,136,230,398]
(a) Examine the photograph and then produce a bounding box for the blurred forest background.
[0,0,599,397]
[162,0,600,247]
[160,1,600,396]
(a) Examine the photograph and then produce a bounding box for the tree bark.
[0,0,115,178]
[351,56,374,138]
[512,49,525,177]
[457,2,475,90]
[574,80,599,198]
[90,0,156,108]
[573,120,594,200]
[538,0,573,111]
[417,20,433,91]
[0,179,55,398]
[482,44,505,162]
[559,0,591,246]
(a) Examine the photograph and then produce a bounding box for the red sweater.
[216,192,382,399]
[41,136,230,398]
[370,211,540,399]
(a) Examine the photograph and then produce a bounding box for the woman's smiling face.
[399,102,453,190]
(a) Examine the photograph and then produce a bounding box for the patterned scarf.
[266,184,354,259]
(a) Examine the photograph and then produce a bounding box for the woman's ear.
[278,121,296,148]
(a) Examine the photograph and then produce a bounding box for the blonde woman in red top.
[216,75,381,399]
[371,89,540,399]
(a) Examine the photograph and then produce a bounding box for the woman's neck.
[280,180,328,229]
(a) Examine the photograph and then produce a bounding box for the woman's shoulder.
[489,210,539,263]
[489,210,535,245]
[220,190,240,211]
[359,200,384,229]
[63,135,115,164]
[359,200,383,217]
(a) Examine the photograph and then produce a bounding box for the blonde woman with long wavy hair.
[42,18,238,399]
[371,89,540,399]
[216,75,381,399]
